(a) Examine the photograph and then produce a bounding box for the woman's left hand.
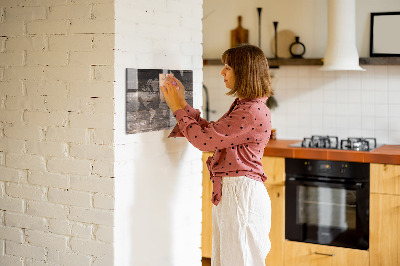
[160,77,184,113]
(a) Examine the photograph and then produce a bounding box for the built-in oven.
[285,158,370,250]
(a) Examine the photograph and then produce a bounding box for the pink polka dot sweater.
[169,97,272,206]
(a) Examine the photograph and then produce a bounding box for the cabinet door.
[370,163,400,195]
[201,152,213,258]
[264,184,284,266]
[284,241,369,266]
[370,193,400,266]
[261,156,285,185]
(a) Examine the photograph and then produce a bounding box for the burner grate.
[301,135,339,149]
[296,136,378,151]
[340,137,377,151]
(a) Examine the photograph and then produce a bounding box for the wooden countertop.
[263,139,400,165]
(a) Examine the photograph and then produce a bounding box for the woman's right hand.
[167,76,187,108]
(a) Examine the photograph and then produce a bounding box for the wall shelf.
[359,57,400,65]
[203,57,400,67]
[203,58,323,67]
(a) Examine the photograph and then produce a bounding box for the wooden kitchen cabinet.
[370,163,400,195]
[264,184,285,266]
[284,241,369,266]
[370,163,400,266]
[261,156,285,185]
[370,193,400,266]
[201,152,213,258]
[201,154,286,266]
[261,156,285,266]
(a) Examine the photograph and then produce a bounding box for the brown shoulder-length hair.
[221,44,273,99]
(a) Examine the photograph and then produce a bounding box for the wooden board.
[261,156,285,185]
[284,241,369,266]
[370,193,400,266]
[370,163,400,195]
[264,184,285,266]
[201,152,213,258]
[230,16,248,48]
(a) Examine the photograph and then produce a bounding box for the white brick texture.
[27,200,69,220]
[27,171,69,189]
[70,237,113,257]
[6,241,47,261]
[0,167,24,182]
[69,207,113,226]
[93,194,114,210]
[0,2,115,263]
[47,250,92,266]
[47,158,92,176]
[0,226,24,243]
[5,212,48,231]
[48,188,91,208]
[25,230,69,251]
[5,183,46,201]
[0,197,24,213]
[94,225,113,242]
[0,0,204,265]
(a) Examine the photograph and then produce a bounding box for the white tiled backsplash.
[203,65,400,144]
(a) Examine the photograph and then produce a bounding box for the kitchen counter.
[263,139,400,165]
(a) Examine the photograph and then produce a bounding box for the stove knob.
[305,162,312,171]
[340,164,347,174]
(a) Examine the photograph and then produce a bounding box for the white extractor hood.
[320,0,365,71]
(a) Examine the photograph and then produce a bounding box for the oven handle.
[286,177,364,189]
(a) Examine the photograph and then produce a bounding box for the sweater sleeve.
[173,106,257,152]
[168,104,211,138]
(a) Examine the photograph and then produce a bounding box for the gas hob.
[289,135,382,151]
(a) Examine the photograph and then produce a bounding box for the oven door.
[285,177,369,250]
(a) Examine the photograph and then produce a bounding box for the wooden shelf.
[203,57,400,67]
[359,57,400,65]
[268,58,323,67]
[203,58,323,67]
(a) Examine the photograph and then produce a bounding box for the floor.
[202,257,211,266]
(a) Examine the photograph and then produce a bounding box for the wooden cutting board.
[231,16,249,48]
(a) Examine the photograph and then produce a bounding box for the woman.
[161,44,273,266]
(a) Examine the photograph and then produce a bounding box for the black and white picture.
[126,68,193,134]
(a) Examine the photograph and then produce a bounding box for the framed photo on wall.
[125,68,193,134]
[370,12,400,57]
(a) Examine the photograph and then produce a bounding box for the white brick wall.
[1,0,204,265]
[0,0,115,265]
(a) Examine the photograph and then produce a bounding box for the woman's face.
[220,64,235,89]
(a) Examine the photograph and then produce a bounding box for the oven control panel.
[286,158,369,180]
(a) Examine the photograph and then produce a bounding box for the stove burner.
[340,137,377,151]
[301,135,339,149]
[295,136,378,151]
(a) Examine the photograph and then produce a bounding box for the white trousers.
[212,176,271,266]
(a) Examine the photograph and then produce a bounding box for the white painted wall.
[0,0,115,265]
[203,0,400,144]
[203,0,400,58]
[113,0,203,266]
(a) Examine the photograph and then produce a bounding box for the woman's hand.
[161,77,185,113]
[171,77,187,108]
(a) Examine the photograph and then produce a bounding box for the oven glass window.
[297,186,356,230]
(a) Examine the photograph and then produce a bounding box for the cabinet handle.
[314,252,335,257]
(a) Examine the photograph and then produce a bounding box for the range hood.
[320,0,365,71]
